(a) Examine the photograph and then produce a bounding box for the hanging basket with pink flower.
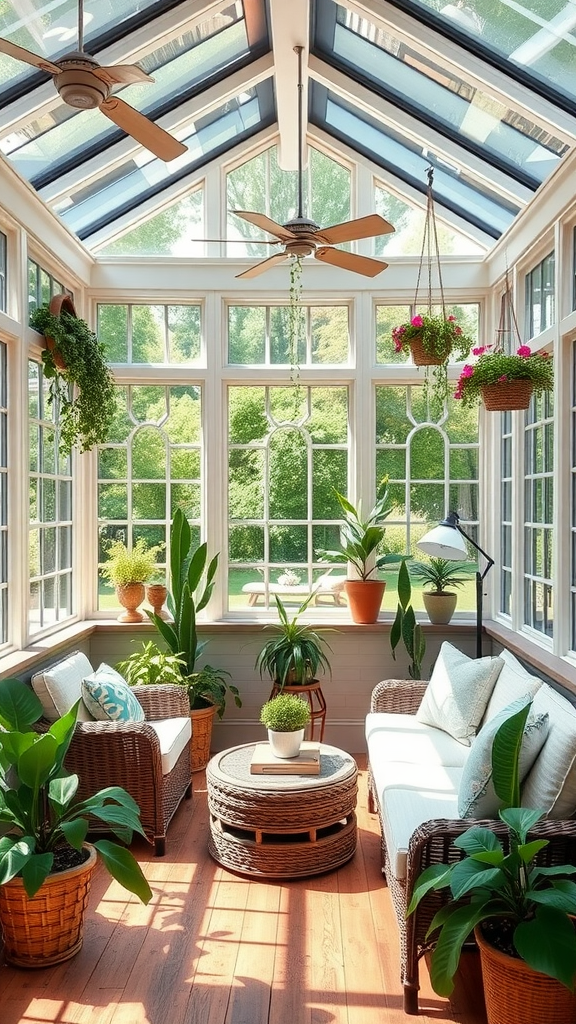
[454,344,553,411]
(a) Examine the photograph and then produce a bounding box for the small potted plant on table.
[454,344,553,411]
[0,677,151,967]
[101,537,163,622]
[410,556,471,624]
[260,693,311,758]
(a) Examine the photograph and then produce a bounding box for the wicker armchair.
[367,679,576,1014]
[40,683,192,857]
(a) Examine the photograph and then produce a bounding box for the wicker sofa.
[366,645,576,1014]
[32,651,193,856]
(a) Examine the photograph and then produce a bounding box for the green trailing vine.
[288,256,304,415]
[30,300,117,456]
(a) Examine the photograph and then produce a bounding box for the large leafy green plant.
[0,677,152,902]
[390,560,426,679]
[407,704,576,995]
[321,481,405,581]
[255,594,333,688]
[147,508,241,716]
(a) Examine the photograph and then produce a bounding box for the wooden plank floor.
[1,758,487,1024]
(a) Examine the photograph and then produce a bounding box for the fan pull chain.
[413,167,446,319]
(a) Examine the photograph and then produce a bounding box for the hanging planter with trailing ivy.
[30,294,117,456]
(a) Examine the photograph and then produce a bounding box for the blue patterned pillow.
[458,695,548,818]
[82,664,144,722]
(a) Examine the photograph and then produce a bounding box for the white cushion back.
[31,650,94,721]
[482,649,543,723]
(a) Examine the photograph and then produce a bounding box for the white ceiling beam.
[309,55,533,207]
[269,0,310,170]
[336,0,576,142]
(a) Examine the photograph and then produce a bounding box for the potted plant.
[100,537,163,623]
[0,677,152,967]
[454,344,554,411]
[410,556,471,624]
[147,508,241,770]
[259,693,311,758]
[391,312,474,405]
[29,294,117,457]
[320,481,406,623]
[390,560,426,679]
[255,594,332,688]
[407,703,576,1024]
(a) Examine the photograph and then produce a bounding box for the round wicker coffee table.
[206,743,358,878]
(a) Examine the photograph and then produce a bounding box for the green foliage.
[147,509,241,717]
[407,704,576,996]
[30,301,117,456]
[0,677,152,903]
[391,313,473,360]
[320,480,406,580]
[410,557,471,594]
[260,693,311,732]
[255,595,333,687]
[455,345,554,407]
[390,560,426,679]
[116,642,186,687]
[101,538,162,586]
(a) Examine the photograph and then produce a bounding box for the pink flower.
[472,346,487,356]
[540,351,551,359]
[411,315,423,327]
[394,339,403,353]
[448,315,456,322]
[453,389,463,400]
[517,345,532,357]
[498,375,508,382]
[455,326,462,335]
[460,364,474,378]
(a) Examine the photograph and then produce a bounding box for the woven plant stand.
[190,702,217,772]
[409,335,451,367]
[475,926,576,1024]
[0,844,97,967]
[481,379,533,411]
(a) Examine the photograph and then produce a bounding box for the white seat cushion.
[148,717,191,775]
[31,650,94,722]
[366,712,470,769]
[382,779,462,880]
[521,684,576,817]
[482,649,543,723]
[416,642,503,745]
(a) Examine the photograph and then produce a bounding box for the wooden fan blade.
[315,247,388,277]
[0,37,60,74]
[315,214,395,245]
[93,64,154,86]
[236,253,290,279]
[232,211,296,242]
[100,97,186,161]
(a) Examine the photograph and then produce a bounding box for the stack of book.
[250,741,321,775]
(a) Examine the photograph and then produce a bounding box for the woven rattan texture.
[481,379,532,411]
[191,704,216,772]
[475,926,576,1024]
[366,677,576,1014]
[0,845,96,966]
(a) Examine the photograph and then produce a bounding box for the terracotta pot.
[344,579,386,623]
[190,702,217,772]
[481,379,533,411]
[422,591,457,625]
[475,925,576,1024]
[115,582,145,622]
[145,583,170,620]
[45,293,77,371]
[0,844,97,967]
[409,334,451,367]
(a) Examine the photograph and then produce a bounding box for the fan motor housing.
[55,66,109,109]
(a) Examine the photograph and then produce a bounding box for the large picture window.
[524,389,554,637]
[525,252,555,339]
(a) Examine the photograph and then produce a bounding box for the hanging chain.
[495,266,521,354]
[413,166,446,318]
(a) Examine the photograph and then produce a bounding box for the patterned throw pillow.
[82,663,145,722]
[416,642,503,745]
[458,695,549,818]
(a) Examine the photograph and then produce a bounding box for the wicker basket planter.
[0,844,97,967]
[409,334,451,366]
[475,925,576,1024]
[190,702,217,772]
[481,379,533,411]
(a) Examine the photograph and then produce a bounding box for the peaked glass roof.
[0,0,574,249]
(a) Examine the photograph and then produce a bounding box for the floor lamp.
[417,512,494,659]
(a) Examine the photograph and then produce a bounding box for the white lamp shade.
[417,523,469,560]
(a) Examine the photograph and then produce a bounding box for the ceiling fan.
[0,0,186,163]
[233,46,394,279]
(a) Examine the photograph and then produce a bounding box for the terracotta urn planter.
[409,334,451,367]
[422,591,457,625]
[0,844,97,967]
[481,379,533,411]
[344,579,386,623]
[115,582,145,622]
[145,583,170,620]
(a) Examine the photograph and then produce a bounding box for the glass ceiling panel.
[389,0,576,106]
[310,83,519,238]
[2,13,250,186]
[0,0,176,96]
[314,0,567,188]
[53,81,275,239]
